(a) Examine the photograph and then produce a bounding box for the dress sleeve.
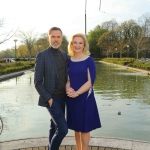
[88,57,96,86]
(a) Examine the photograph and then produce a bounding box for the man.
[34,27,68,150]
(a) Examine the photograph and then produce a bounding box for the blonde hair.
[68,33,90,57]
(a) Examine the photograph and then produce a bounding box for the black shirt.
[50,47,67,98]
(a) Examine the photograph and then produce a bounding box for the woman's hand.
[66,87,74,96]
[69,91,79,98]
[66,87,80,98]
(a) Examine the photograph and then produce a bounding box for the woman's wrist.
[76,91,80,96]
[66,87,70,91]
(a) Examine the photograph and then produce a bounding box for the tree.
[0,18,17,45]
[87,25,107,58]
[138,13,150,37]
[0,48,14,58]
[114,20,137,58]
[60,35,68,53]
[17,45,28,58]
[101,19,118,31]
[129,25,150,59]
[35,33,49,51]
[18,29,38,61]
[137,13,150,58]
[97,30,117,58]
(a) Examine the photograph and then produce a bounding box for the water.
[0,62,150,142]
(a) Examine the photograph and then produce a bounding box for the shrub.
[0,61,35,75]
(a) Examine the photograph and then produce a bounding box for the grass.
[101,58,150,71]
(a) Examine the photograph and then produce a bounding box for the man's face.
[48,30,62,49]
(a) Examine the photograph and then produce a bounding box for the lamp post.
[115,48,117,58]
[14,39,17,59]
[85,0,87,35]
[85,0,102,35]
[127,45,129,57]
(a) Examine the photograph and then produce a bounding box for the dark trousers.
[46,97,68,150]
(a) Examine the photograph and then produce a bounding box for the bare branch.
[18,29,39,61]
[0,18,18,45]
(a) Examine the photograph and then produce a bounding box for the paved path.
[0,136,150,150]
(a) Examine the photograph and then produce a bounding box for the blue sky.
[0,0,150,51]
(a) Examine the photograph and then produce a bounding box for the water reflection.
[93,62,150,142]
[95,62,150,105]
[0,63,150,142]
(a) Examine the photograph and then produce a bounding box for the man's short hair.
[48,27,63,35]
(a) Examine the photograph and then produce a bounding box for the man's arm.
[34,52,51,103]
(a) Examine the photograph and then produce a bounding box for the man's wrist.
[48,98,52,102]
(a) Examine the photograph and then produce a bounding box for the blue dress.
[66,56,101,132]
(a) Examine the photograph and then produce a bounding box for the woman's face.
[72,36,84,53]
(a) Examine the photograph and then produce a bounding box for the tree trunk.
[136,50,139,59]
[120,51,122,58]
[29,50,32,62]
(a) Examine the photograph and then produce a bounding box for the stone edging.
[0,72,24,81]
[0,68,34,82]
[0,136,150,150]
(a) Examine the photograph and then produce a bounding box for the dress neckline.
[71,56,89,62]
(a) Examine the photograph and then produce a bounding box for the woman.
[66,33,101,150]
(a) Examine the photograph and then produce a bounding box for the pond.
[0,62,150,142]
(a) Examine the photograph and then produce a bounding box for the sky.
[0,0,150,51]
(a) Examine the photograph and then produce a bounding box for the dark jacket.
[34,47,68,107]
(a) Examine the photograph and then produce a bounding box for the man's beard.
[50,42,61,49]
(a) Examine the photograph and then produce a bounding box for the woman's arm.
[66,76,70,90]
[76,68,91,95]
[66,76,75,96]
[68,69,91,98]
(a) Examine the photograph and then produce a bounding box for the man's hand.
[48,98,53,107]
